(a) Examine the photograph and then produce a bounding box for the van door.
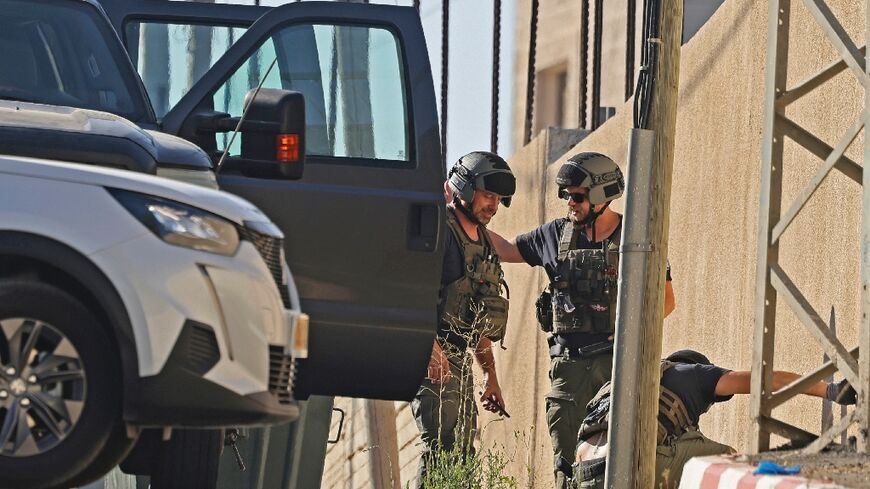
[101,0,444,401]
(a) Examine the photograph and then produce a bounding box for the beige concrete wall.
[501,0,865,460]
[322,0,867,485]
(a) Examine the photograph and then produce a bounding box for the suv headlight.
[109,188,240,256]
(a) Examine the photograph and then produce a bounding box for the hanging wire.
[633,0,660,129]
[490,0,501,154]
[414,0,420,11]
[440,0,449,167]
[590,0,603,129]
[625,0,636,101]
[522,0,539,145]
[578,0,589,128]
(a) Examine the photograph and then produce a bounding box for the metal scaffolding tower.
[752,0,869,453]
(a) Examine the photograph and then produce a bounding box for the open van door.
[100,0,445,401]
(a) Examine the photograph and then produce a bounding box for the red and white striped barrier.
[679,455,847,489]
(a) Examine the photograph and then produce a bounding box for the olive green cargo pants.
[547,352,612,489]
[572,430,734,488]
[411,351,477,489]
[655,429,734,487]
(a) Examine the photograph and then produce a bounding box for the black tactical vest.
[550,224,620,335]
[577,361,693,445]
[441,211,509,343]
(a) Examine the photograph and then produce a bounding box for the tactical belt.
[549,341,614,359]
[576,457,606,481]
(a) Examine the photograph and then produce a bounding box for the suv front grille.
[269,345,296,405]
[240,228,291,308]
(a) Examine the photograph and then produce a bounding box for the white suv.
[0,154,306,489]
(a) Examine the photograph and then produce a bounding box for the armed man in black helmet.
[412,151,516,488]
[573,349,857,488]
[489,151,675,488]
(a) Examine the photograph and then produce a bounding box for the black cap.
[666,350,712,365]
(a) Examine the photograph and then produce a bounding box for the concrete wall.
[512,0,726,149]
[323,0,867,485]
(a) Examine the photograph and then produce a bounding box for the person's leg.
[412,369,463,488]
[455,355,479,457]
[548,353,611,489]
[655,429,735,488]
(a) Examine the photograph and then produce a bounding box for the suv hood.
[0,155,271,227]
[0,102,212,171]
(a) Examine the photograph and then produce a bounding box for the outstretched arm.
[474,337,506,414]
[487,230,526,263]
[714,370,855,404]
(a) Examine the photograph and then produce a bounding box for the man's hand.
[826,379,857,405]
[426,340,451,384]
[480,376,508,417]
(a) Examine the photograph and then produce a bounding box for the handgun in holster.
[535,288,554,332]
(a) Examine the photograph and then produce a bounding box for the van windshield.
[0,0,149,122]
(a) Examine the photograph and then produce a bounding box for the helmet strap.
[452,195,484,226]
[574,202,610,242]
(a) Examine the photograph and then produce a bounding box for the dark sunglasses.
[558,190,588,203]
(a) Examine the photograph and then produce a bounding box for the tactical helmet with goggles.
[556,152,625,205]
[448,151,516,207]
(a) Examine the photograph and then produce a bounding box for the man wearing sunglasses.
[412,151,516,488]
[489,151,675,488]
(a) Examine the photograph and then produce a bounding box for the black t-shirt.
[659,363,732,433]
[437,211,479,351]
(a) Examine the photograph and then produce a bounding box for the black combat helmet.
[447,151,516,207]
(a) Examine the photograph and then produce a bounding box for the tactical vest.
[577,361,693,445]
[440,211,510,343]
[550,223,620,335]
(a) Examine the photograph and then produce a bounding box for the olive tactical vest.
[441,211,510,343]
[550,223,620,335]
[577,361,693,445]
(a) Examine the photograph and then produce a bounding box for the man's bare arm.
[487,230,525,263]
[474,337,507,414]
[714,370,853,404]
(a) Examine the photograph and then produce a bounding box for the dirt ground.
[743,449,870,488]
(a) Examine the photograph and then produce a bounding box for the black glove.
[826,379,857,405]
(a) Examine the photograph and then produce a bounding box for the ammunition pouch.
[476,294,509,342]
[551,248,618,335]
[535,289,553,332]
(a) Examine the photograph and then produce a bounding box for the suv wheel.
[0,280,123,489]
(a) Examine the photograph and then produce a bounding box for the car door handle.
[407,203,439,252]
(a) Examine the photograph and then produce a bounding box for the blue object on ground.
[753,460,801,475]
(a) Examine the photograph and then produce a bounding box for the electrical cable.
[440,0,449,166]
[633,0,661,129]
[491,0,501,154]
[523,0,539,145]
[578,0,589,128]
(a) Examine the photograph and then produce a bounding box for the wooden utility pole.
[605,0,683,487]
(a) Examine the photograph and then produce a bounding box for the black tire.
[0,280,122,489]
[59,419,138,488]
[150,428,224,489]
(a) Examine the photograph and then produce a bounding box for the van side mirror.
[202,89,306,179]
[240,88,306,180]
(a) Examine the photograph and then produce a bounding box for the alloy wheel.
[0,318,86,457]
